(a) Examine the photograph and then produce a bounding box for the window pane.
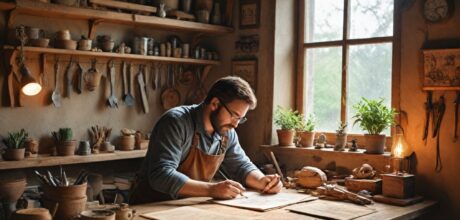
[305,0,343,43]
[347,43,392,135]
[305,47,342,132]
[349,0,393,39]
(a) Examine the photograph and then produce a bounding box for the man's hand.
[209,180,246,199]
[260,174,282,194]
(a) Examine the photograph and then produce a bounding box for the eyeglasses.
[218,99,248,124]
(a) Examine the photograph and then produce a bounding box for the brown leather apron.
[129,133,227,204]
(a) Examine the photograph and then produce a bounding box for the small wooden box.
[345,178,382,195]
[382,173,415,199]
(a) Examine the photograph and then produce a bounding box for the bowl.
[29,38,50,47]
[55,39,77,50]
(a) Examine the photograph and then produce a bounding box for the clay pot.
[42,182,87,199]
[78,39,92,51]
[29,38,50,47]
[297,131,315,147]
[118,136,135,151]
[55,29,71,40]
[25,27,43,40]
[85,65,102,91]
[11,208,52,220]
[42,196,86,220]
[101,40,115,52]
[115,203,135,220]
[2,148,26,161]
[0,178,27,202]
[364,134,386,154]
[276,129,296,146]
[25,138,39,157]
[334,134,348,151]
[81,210,116,220]
[55,39,77,50]
[195,0,213,11]
[57,140,77,156]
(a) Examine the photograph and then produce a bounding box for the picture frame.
[232,59,258,91]
[422,48,460,90]
[239,0,260,29]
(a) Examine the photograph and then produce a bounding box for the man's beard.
[210,106,233,136]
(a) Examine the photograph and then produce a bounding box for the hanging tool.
[454,91,460,142]
[138,64,149,113]
[124,63,135,106]
[51,58,62,107]
[423,91,433,141]
[107,60,118,108]
[432,96,445,172]
[40,53,48,87]
[64,57,75,98]
[76,61,83,94]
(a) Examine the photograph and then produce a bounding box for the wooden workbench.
[130,194,437,220]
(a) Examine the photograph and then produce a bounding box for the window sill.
[259,145,390,173]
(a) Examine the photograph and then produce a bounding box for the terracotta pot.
[55,39,77,50]
[276,129,295,146]
[78,39,92,51]
[42,196,86,220]
[0,178,26,202]
[115,203,135,220]
[2,148,25,161]
[55,29,71,40]
[85,68,102,91]
[57,140,77,156]
[25,139,39,155]
[334,134,348,151]
[118,136,135,151]
[42,182,87,200]
[364,134,386,154]
[11,208,52,220]
[29,38,50,47]
[101,40,115,52]
[81,210,116,220]
[298,131,315,147]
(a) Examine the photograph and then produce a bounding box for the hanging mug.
[84,59,102,91]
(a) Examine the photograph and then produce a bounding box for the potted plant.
[352,98,396,154]
[334,122,348,151]
[296,114,316,147]
[274,106,301,146]
[1,129,28,161]
[52,128,77,156]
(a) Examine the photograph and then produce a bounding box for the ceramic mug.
[25,27,44,40]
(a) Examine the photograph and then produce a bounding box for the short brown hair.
[204,76,257,109]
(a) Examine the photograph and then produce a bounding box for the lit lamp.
[390,126,413,173]
[16,25,42,96]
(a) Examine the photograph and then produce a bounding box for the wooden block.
[373,194,423,206]
[345,178,382,194]
[382,173,415,199]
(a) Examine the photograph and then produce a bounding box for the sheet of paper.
[287,199,376,220]
[212,191,317,211]
[140,206,252,220]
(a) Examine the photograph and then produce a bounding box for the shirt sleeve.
[220,131,259,185]
[145,111,191,199]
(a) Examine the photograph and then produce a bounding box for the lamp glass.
[391,133,409,158]
[21,82,42,96]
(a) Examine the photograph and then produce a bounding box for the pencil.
[218,169,248,198]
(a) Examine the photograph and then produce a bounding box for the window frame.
[296,0,401,143]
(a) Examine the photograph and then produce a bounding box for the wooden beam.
[89,0,157,14]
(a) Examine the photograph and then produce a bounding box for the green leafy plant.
[274,106,301,130]
[352,98,396,135]
[2,129,28,149]
[297,114,316,132]
[52,128,73,143]
[336,121,347,135]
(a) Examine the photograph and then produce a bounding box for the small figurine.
[315,133,327,149]
[157,3,166,18]
[349,139,358,152]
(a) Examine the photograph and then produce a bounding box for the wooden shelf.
[5,45,220,65]
[0,2,15,10]
[260,145,392,158]
[7,0,233,34]
[0,149,147,170]
[422,86,460,91]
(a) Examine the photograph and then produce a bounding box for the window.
[299,0,396,135]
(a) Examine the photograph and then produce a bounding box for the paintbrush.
[218,169,248,199]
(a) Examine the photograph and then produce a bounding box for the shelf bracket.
[88,19,103,39]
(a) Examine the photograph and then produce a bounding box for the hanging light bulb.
[16,25,42,96]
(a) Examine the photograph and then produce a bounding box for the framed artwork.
[422,48,460,90]
[232,59,258,91]
[239,0,260,29]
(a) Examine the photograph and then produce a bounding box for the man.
[130,76,282,204]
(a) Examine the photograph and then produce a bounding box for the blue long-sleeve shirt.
[139,103,258,199]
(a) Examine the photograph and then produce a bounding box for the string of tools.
[34,167,88,187]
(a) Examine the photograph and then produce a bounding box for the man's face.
[210,99,250,136]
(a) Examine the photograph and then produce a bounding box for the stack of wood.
[88,125,112,153]
[317,184,373,205]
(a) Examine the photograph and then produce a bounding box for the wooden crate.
[345,178,382,195]
[382,173,415,199]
